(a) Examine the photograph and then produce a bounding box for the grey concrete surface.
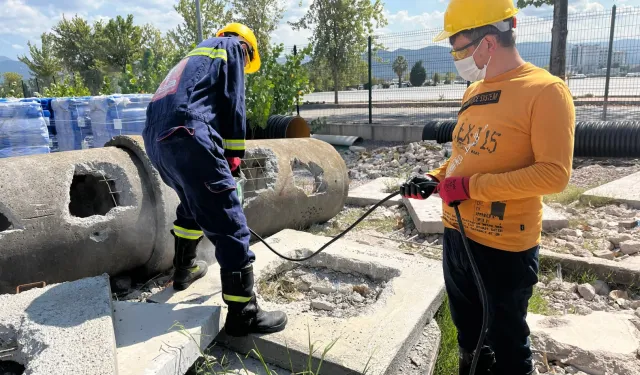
[114,301,222,375]
[406,197,568,234]
[346,177,405,207]
[582,171,640,209]
[0,145,160,294]
[209,229,445,375]
[201,346,289,374]
[529,311,640,375]
[0,274,117,375]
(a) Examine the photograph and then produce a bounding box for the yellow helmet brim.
[245,48,260,74]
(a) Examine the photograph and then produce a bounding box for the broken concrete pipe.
[0,135,348,294]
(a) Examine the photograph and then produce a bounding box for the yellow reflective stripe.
[223,139,245,151]
[223,294,252,303]
[173,225,203,240]
[186,47,228,61]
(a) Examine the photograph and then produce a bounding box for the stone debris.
[621,240,640,255]
[577,283,596,301]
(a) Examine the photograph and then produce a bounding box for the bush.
[42,73,91,97]
[409,60,427,87]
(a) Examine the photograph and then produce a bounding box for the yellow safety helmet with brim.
[433,0,519,42]
[216,23,261,74]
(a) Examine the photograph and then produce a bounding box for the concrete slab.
[405,197,568,234]
[210,229,446,375]
[582,171,640,209]
[529,311,640,375]
[203,346,289,374]
[114,301,222,375]
[395,319,441,375]
[147,270,221,305]
[347,177,404,207]
[0,274,117,375]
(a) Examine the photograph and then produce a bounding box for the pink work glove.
[437,176,471,206]
[226,157,241,172]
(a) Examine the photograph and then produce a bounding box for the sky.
[0,0,638,59]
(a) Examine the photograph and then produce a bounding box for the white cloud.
[11,44,23,49]
[0,0,54,38]
[569,0,606,13]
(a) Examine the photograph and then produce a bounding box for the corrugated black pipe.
[247,115,311,140]
[422,120,640,158]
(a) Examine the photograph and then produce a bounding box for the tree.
[409,60,427,87]
[17,33,61,87]
[445,72,457,84]
[433,72,441,84]
[96,15,143,74]
[392,56,408,87]
[518,0,568,80]
[167,0,232,55]
[0,72,24,98]
[230,0,286,55]
[290,0,387,104]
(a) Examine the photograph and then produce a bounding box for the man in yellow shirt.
[401,0,575,374]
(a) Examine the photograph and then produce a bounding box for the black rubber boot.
[220,264,288,337]
[171,230,208,291]
[459,346,495,375]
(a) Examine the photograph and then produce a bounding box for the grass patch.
[433,296,459,375]
[543,185,586,205]
[308,207,400,237]
[579,195,617,208]
[528,288,554,316]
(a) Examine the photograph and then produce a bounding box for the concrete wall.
[316,123,425,143]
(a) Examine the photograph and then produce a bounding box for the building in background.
[570,44,627,75]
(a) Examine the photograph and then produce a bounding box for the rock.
[636,308,640,318]
[548,278,564,291]
[631,300,640,309]
[566,242,579,251]
[311,283,335,295]
[605,205,624,217]
[575,305,593,315]
[617,298,630,309]
[349,146,366,153]
[577,283,596,301]
[353,284,370,296]
[619,220,639,229]
[564,365,579,374]
[351,292,365,303]
[609,234,633,247]
[591,280,611,296]
[620,240,640,255]
[594,250,616,260]
[610,290,629,300]
[311,299,335,311]
[559,228,582,237]
[571,249,592,258]
[410,355,423,367]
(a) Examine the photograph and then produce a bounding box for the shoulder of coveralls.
[195,36,244,59]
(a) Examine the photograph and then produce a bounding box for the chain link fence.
[293,5,640,126]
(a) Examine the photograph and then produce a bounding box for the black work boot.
[220,264,288,337]
[459,346,495,375]
[171,230,208,291]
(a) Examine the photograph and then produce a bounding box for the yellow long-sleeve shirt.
[429,62,576,252]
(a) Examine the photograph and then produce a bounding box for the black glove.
[400,175,439,200]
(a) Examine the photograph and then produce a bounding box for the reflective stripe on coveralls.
[173,224,204,240]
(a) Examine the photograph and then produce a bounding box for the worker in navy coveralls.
[142,23,287,337]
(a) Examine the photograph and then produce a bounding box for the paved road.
[302,77,640,104]
[299,105,640,125]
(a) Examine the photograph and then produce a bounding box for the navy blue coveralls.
[142,36,255,272]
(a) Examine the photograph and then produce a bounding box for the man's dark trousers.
[443,227,539,375]
[142,119,255,271]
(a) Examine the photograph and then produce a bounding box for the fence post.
[368,36,372,124]
[21,80,27,98]
[603,4,617,120]
[293,45,300,117]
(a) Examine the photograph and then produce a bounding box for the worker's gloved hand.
[437,176,471,206]
[400,174,439,200]
[226,157,241,177]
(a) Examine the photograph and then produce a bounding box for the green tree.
[96,15,143,74]
[433,72,441,84]
[392,56,408,87]
[230,0,286,55]
[167,0,232,55]
[17,33,61,87]
[444,72,456,84]
[0,72,24,98]
[43,72,91,97]
[409,60,427,87]
[290,0,387,104]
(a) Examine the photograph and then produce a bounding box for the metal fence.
[291,5,640,126]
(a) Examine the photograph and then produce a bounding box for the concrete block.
[0,274,117,375]
[147,270,221,305]
[114,301,222,375]
[582,171,640,209]
[529,311,640,375]
[212,229,446,375]
[347,177,404,207]
[405,197,568,234]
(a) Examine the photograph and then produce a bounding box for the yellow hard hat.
[433,0,519,42]
[216,23,261,74]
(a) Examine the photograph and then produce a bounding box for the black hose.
[422,120,640,158]
[250,181,488,375]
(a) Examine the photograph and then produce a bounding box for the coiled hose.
[422,120,640,158]
[250,181,489,375]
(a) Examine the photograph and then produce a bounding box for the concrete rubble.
[346,177,405,207]
[582,170,640,209]
[0,275,118,375]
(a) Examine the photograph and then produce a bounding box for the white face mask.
[454,38,492,82]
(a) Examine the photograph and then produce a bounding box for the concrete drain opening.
[0,361,24,375]
[0,212,12,232]
[69,173,119,218]
[258,265,386,319]
[291,159,326,196]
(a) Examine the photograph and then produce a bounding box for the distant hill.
[0,56,32,81]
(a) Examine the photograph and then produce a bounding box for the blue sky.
[0,0,638,59]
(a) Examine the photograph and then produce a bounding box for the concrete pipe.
[0,147,160,294]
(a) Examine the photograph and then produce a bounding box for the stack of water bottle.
[0,98,51,158]
[0,94,153,159]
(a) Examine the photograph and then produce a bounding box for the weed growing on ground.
[433,296,459,375]
[528,288,554,316]
[543,185,586,205]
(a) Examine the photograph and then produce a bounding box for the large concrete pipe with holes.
[0,135,348,294]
